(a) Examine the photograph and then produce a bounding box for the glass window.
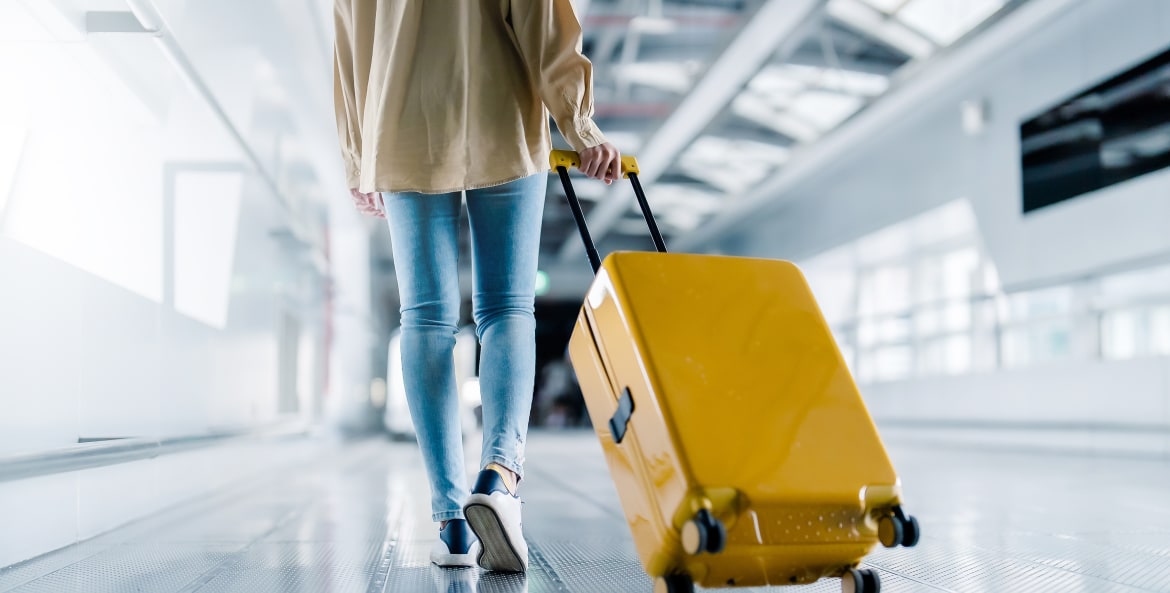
[914,306,941,337]
[918,334,972,376]
[859,345,913,383]
[858,265,911,316]
[1151,307,1170,356]
[798,196,1170,382]
[1102,309,1142,360]
[173,171,244,329]
[942,301,971,333]
[856,223,912,265]
[1101,305,1170,361]
[1001,321,1073,368]
[1098,264,1170,307]
[1001,286,1074,323]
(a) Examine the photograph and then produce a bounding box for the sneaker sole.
[430,549,478,569]
[464,503,525,573]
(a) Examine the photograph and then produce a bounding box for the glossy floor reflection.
[1,432,1169,592]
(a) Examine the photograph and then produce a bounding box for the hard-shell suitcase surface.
[549,150,919,593]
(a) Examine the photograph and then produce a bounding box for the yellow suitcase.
[550,151,920,593]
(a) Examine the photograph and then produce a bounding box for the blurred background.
[1,0,1169,576]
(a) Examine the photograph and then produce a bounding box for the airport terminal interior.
[2,0,1170,591]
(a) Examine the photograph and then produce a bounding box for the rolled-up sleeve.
[333,0,366,189]
[508,0,607,152]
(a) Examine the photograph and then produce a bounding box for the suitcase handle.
[549,149,668,274]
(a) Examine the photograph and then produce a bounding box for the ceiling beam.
[556,0,827,264]
[671,0,1078,254]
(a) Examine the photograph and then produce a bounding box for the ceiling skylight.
[788,91,865,130]
[732,64,883,143]
[644,184,724,232]
[847,0,1008,49]
[828,0,935,59]
[862,0,907,12]
[896,0,1006,45]
[731,94,822,142]
[780,64,891,96]
[611,61,701,95]
[679,136,790,194]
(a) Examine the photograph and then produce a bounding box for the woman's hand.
[579,143,622,184]
[350,188,385,219]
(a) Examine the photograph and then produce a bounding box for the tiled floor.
[2,431,1169,592]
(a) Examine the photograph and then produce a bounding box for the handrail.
[0,422,309,484]
[829,291,1170,333]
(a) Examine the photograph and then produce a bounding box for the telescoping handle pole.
[550,149,668,275]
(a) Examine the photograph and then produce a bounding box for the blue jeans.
[382,173,546,522]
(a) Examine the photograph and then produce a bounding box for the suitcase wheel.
[877,515,903,548]
[879,506,921,548]
[841,567,881,593]
[681,509,726,555]
[654,574,695,593]
[902,515,921,547]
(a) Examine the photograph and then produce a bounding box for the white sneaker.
[431,519,480,568]
[464,468,528,572]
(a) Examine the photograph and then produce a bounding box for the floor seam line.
[364,541,398,593]
[528,542,572,593]
[174,504,311,593]
[0,544,114,593]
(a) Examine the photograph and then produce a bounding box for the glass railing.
[828,271,1170,384]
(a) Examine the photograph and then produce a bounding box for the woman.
[332,0,620,572]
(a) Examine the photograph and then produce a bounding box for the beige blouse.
[333,0,608,194]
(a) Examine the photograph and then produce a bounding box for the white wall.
[0,84,321,455]
[731,0,1170,292]
[0,0,379,568]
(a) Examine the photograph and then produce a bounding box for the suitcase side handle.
[549,149,668,274]
[608,387,635,444]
